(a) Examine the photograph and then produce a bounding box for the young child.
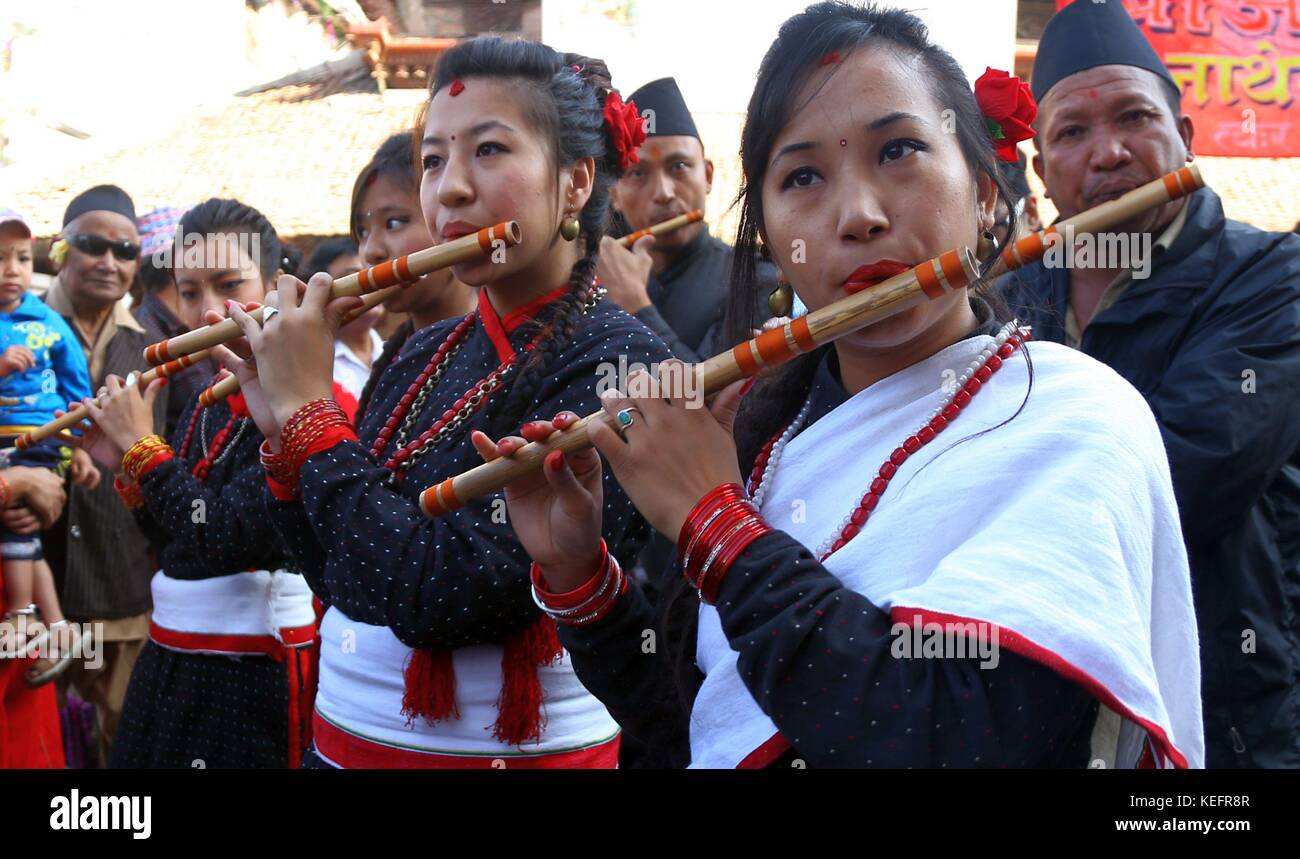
[0,208,97,681]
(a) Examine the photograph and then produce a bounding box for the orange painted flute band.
[619,210,704,247]
[419,479,463,518]
[998,164,1203,270]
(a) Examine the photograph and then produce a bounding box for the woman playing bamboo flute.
[77,199,356,768]
[476,2,1204,768]
[218,38,671,767]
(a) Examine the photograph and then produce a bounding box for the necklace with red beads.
[178,377,251,481]
[371,282,605,476]
[747,321,1028,561]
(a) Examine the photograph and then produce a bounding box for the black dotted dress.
[110,389,310,769]
[264,292,673,763]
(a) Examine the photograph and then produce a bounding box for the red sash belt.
[312,711,620,769]
[149,621,317,768]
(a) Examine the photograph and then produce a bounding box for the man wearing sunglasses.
[31,184,166,766]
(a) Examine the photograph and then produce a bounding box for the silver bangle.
[558,559,625,626]
[531,553,621,620]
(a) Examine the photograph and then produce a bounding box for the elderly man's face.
[62,210,139,306]
[1033,65,1193,234]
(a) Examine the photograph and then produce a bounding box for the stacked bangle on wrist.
[271,398,356,496]
[678,483,773,604]
[260,440,298,501]
[530,539,627,627]
[122,435,173,482]
[113,476,144,509]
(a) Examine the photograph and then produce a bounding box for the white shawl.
[692,335,1204,768]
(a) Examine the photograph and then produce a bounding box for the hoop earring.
[768,274,794,317]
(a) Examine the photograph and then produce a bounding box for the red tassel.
[493,614,563,746]
[402,648,460,725]
[300,597,326,752]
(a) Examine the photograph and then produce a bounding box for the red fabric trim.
[737,732,793,769]
[331,381,359,423]
[312,711,620,769]
[888,606,1189,769]
[297,426,358,466]
[266,474,297,502]
[149,621,316,656]
[227,390,250,418]
[135,450,174,479]
[477,285,569,364]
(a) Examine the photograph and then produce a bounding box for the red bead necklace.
[370,283,603,476]
[179,376,250,481]
[747,322,1028,561]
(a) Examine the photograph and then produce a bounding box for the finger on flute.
[196,282,402,410]
[16,359,181,449]
[618,209,704,248]
[143,220,522,365]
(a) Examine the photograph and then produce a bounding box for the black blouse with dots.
[135,387,290,579]
[560,342,1101,768]
[263,298,673,651]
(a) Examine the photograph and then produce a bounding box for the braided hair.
[427,37,629,444]
[174,198,284,283]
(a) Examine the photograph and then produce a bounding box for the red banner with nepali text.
[1057,1,1300,156]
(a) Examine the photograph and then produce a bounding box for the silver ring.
[261,305,280,324]
[615,407,642,432]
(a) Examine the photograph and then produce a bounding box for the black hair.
[173,198,283,281]
[350,131,420,242]
[307,237,360,278]
[656,2,1037,733]
[427,35,629,441]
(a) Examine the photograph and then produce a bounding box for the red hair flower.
[602,91,647,172]
[449,79,465,97]
[973,67,1037,163]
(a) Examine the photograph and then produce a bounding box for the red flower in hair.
[974,67,1037,163]
[602,92,648,171]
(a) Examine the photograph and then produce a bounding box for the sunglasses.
[69,233,141,261]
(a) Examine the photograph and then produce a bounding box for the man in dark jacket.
[596,77,774,361]
[1001,0,1300,767]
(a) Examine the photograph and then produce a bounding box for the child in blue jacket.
[0,209,97,683]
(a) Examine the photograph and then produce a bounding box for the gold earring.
[768,274,793,317]
[977,227,1000,260]
[560,211,580,242]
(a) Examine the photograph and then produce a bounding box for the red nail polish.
[546,450,563,472]
[741,378,756,396]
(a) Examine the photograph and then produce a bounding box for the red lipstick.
[843,259,911,294]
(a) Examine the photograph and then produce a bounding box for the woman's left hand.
[80,374,165,464]
[227,273,362,431]
[587,359,749,538]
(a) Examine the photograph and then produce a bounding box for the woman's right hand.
[206,305,284,449]
[2,465,67,528]
[469,413,605,593]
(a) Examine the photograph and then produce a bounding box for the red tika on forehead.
[449,80,466,97]
[820,52,841,66]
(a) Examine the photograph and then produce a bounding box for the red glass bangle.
[699,518,772,604]
[113,476,144,510]
[531,540,609,610]
[678,482,751,569]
